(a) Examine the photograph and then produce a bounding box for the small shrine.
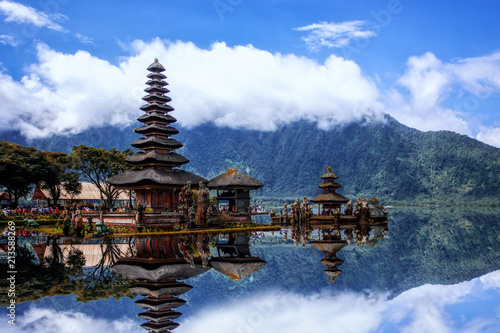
[310,166,349,215]
[207,168,263,214]
[108,59,207,211]
[271,165,389,226]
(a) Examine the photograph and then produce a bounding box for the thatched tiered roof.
[310,166,349,205]
[207,168,263,190]
[209,257,266,281]
[111,257,211,282]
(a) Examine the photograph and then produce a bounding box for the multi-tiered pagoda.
[310,166,349,215]
[108,59,207,211]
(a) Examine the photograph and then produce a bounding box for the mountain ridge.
[1,115,499,205]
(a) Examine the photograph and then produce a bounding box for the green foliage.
[62,171,83,199]
[70,145,133,208]
[0,141,51,207]
[66,248,86,275]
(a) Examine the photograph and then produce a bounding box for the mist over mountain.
[1,115,499,205]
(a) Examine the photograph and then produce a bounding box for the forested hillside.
[2,115,499,205]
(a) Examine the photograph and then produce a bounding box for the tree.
[62,172,82,200]
[0,141,51,207]
[39,151,70,207]
[70,145,132,208]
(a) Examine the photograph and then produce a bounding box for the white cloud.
[0,33,22,46]
[179,291,387,333]
[294,20,376,51]
[2,308,140,333]
[0,43,141,137]
[75,33,95,45]
[0,0,67,32]
[386,51,500,146]
[3,270,499,333]
[178,271,500,333]
[476,126,500,148]
[0,38,382,138]
[1,38,500,147]
[479,269,500,289]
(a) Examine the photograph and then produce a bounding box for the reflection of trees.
[0,237,136,306]
[86,236,134,281]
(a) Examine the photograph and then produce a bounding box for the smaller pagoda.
[310,166,349,215]
[207,168,263,214]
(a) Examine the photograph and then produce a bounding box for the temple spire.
[107,59,207,211]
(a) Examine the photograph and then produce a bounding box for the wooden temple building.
[31,182,130,206]
[108,59,207,212]
[207,168,263,213]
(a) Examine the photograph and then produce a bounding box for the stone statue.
[345,199,353,215]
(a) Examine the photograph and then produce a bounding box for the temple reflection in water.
[107,232,265,332]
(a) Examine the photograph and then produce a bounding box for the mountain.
[1,115,499,205]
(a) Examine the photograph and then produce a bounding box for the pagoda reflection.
[280,220,388,283]
[110,231,266,332]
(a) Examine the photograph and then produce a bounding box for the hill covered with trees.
[2,115,499,206]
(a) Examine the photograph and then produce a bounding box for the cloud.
[178,271,500,333]
[75,33,95,45]
[3,270,499,333]
[476,126,500,148]
[1,38,500,147]
[0,0,67,32]
[0,43,141,137]
[479,269,500,289]
[2,308,140,333]
[294,20,376,51]
[0,38,382,138]
[0,33,22,46]
[386,51,500,145]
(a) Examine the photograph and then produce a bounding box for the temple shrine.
[207,168,263,213]
[103,60,268,227]
[271,166,389,227]
[310,166,349,215]
[108,59,207,211]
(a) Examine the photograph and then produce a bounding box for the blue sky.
[0,0,500,146]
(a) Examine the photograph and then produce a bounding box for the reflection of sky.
[2,270,499,333]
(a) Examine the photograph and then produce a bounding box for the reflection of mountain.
[178,208,500,312]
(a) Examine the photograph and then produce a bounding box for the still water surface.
[1,207,499,333]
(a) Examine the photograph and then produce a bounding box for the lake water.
[1,207,499,333]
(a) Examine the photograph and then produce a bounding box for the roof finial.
[154,58,158,63]
[327,166,332,173]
